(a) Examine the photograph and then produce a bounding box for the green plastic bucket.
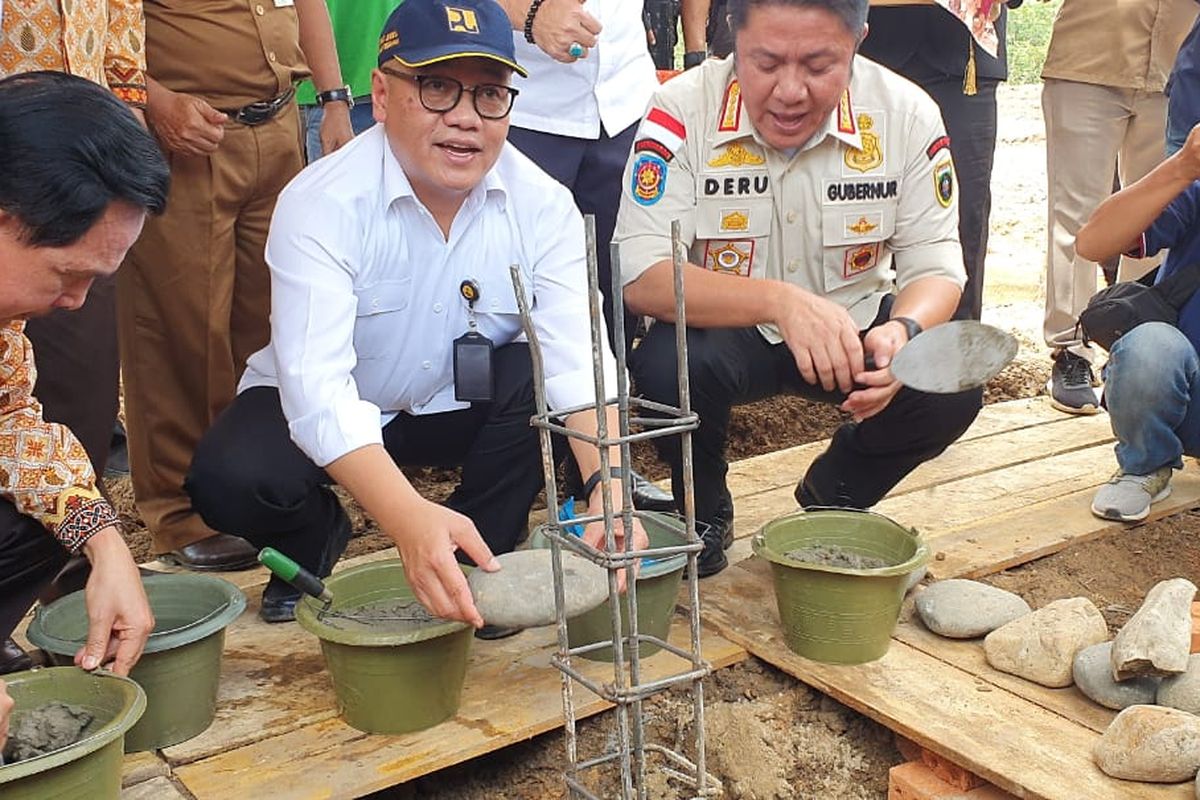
[751,509,929,665]
[0,667,145,800]
[532,510,688,661]
[27,572,245,752]
[295,559,472,735]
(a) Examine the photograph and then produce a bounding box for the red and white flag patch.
[638,107,686,156]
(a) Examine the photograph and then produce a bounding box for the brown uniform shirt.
[1041,0,1198,92]
[143,0,309,108]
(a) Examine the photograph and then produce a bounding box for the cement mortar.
[784,544,891,570]
[322,598,438,634]
[2,701,92,763]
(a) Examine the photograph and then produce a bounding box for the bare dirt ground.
[108,84,1200,799]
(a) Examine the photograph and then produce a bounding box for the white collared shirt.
[510,0,658,139]
[241,125,618,468]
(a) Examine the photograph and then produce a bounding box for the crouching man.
[614,0,983,577]
[187,0,645,629]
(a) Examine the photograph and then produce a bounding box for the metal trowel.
[886,320,1018,394]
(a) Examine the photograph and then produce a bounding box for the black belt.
[220,87,295,126]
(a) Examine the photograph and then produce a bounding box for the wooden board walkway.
[12,396,1190,798]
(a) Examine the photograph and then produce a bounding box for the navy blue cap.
[378,0,527,77]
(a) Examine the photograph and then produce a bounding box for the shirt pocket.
[694,199,772,278]
[820,202,896,292]
[353,278,412,360]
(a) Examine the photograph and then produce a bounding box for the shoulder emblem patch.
[707,142,766,168]
[634,137,674,162]
[925,134,951,160]
[934,157,955,208]
[631,153,668,206]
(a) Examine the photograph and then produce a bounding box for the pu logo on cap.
[446,7,480,33]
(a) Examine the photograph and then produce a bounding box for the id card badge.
[453,331,494,402]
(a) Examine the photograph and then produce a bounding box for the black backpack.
[1077,265,1200,352]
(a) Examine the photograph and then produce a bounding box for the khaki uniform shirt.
[1041,0,1198,92]
[615,56,964,343]
[143,0,308,108]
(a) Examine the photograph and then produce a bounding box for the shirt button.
[433,302,443,313]
[786,210,797,224]
[370,298,380,310]
[268,51,277,62]
[787,259,799,273]
[255,4,264,14]
[422,361,432,370]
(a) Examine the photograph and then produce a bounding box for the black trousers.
[630,317,983,525]
[185,344,546,575]
[898,76,999,322]
[0,276,119,641]
[508,123,639,353]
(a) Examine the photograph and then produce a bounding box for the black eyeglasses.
[380,68,519,120]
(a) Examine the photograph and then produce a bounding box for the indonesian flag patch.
[636,107,686,160]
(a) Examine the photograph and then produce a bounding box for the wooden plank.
[929,466,1200,580]
[121,750,170,788]
[732,439,1117,543]
[173,623,745,800]
[122,776,190,800]
[699,558,1190,800]
[724,397,1088,499]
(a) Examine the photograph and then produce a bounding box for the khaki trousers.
[117,103,304,553]
[1042,79,1167,361]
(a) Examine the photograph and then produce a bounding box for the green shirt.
[296,0,403,104]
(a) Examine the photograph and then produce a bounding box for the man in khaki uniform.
[1041,0,1199,415]
[119,0,352,569]
[615,0,982,577]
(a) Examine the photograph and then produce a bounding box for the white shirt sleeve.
[264,192,386,468]
[530,193,621,411]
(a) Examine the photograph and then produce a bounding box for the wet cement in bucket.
[2,702,92,763]
[783,544,892,570]
[319,598,440,635]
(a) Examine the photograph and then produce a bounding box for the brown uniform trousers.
[118,106,304,552]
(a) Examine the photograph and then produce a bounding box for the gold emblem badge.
[446,7,480,33]
[847,215,878,235]
[707,143,766,168]
[843,113,883,173]
[704,240,755,277]
[720,210,749,232]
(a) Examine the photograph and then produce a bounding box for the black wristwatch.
[315,85,354,109]
[581,467,624,501]
[683,51,706,69]
[889,316,923,341]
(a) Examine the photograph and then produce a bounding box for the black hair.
[0,71,170,247]
[727,0,868,39]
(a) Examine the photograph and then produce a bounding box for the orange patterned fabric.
[0,321,118,552]
[0,0,148,106]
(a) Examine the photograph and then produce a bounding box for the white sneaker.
[1091,467,1173,522]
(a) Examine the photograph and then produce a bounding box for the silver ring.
[568,42,585,58]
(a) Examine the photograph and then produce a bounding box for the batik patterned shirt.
[0,320,118,552]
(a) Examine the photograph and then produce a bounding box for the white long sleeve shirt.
[241,125,619,467]
[510,0,657,139]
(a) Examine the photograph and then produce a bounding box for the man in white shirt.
[186,0,645,629]
[615,0,983,576]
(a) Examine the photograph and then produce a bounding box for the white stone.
[1112,578,1197,680]
[469,550,608,628]
[1094,705,1200,783]
[983,597,1108,688]
[915,579,1031,638]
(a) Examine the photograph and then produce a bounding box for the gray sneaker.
[1048,350,1101,415]
[1091,467,1173,522]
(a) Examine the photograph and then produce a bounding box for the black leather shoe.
[630,470,676,512]
[474,624,522,640]
[164,533,259,571]
[258,514,353,623]
[692,518,731,578]
[0,637,33,675]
